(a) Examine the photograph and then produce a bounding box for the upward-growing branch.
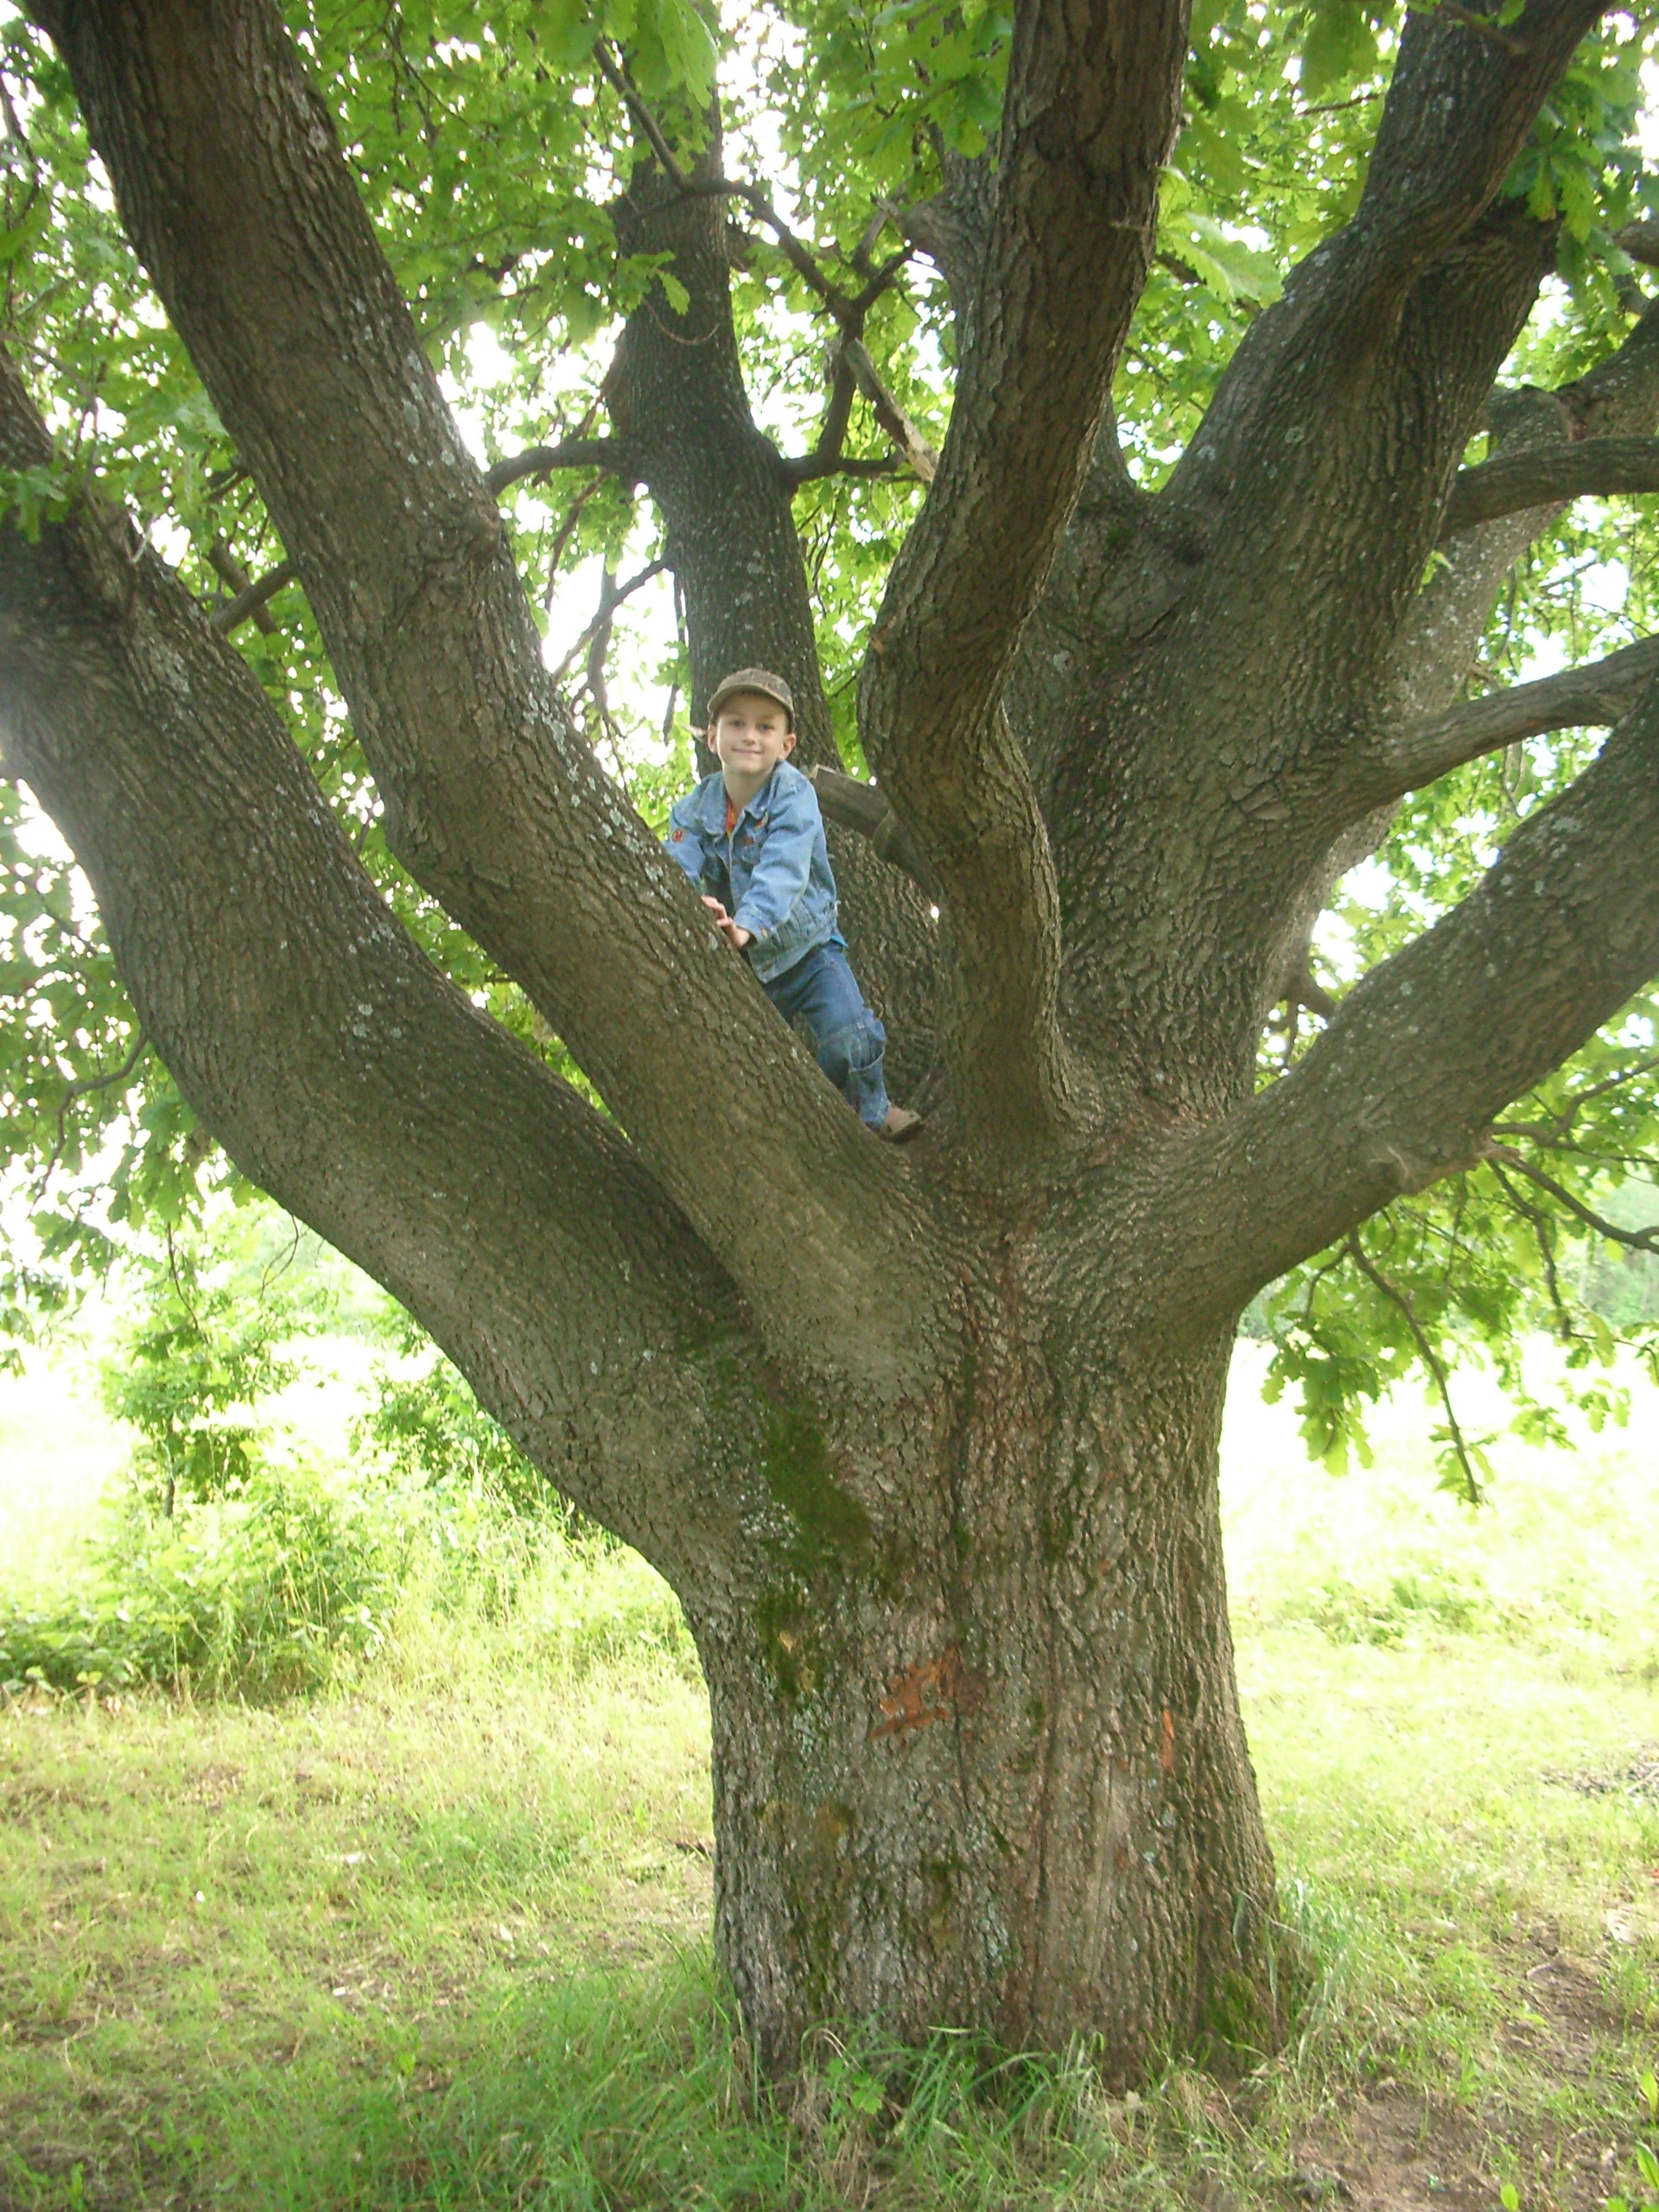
[0,346,760,1592]
[860,0,1191,1154]
[42,0,945,1382]
[1161,0,1606,643]
[1144,691,1659,1335]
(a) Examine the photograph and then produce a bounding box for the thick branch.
[1377,632,1659,793]
[0,346,759,1592]
[208,555,294,632]
[485,438,634,493]
[1337,1,1605,307]
[1148,687,1659,1334]
[1441,434,1659,537]
[48,0,944,1379]
[807,767,938,900]
[1159,3,1604,645]
[861,0,1190,1153]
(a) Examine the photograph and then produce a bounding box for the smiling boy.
[664,667,920,1141]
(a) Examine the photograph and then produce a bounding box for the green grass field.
[0,1341,1655,2211]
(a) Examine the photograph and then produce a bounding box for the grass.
[0,1341,1656,2209]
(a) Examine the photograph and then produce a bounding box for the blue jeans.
[760,940,890,1128]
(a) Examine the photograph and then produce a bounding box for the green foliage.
[354,1312,557,1523]
[5,0,1659,1491]
[0,1455,397,1700]
[1607,2082,1659,2212]
[100,1239,300,1515]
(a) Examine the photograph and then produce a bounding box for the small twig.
[785,452,906,487]
[549,556,667,686]
[37,1029,149,1193]
[1344,1230,1484,1504]
[257,1212,302,1302]
[540,476,609,615]
[594,38,692,189]
[781,335,912,487]
[1286,955,1337,1022]
[1490,1055,1659,1146]
[847,245,913,320]
[1297,91,1382,118]
[210,559,296,635]
[840,338,938,482]
[1484,1159,1581,1347]
[849,201,893,278]
[594,40,877,328]
[803,342,855,474]
[1479,1142,1659,1255]
[207,537,278,635]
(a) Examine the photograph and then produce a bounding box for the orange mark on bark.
[870,1645,986,1741]
[1160,1707,1177,1777]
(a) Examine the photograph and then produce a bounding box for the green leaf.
[1300,2,1378,104]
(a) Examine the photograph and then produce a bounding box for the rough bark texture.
[694,1326,1274,2076]
[6,0,1658,2083]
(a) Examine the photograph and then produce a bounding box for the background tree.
[3,0,1658,2080]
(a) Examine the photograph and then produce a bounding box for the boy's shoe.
[879,1105,925,1143]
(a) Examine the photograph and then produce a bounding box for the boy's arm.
[731,780,819,944]
[663,796,709,885]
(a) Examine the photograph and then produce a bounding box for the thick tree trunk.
[15,0,1659,2097]
[690,1325,1279,2078]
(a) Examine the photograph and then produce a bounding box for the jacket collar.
[696,760,794,831]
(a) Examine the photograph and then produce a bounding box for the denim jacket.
[664,760,842,983]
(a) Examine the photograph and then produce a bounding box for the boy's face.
[709,691,795,782]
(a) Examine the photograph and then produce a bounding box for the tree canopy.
[3,0,1656,1475]
[10,0,1659,2074]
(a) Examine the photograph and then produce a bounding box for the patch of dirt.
[1544,1745,1659,1802]
[1294,2088,1490,2212]
[1294,1925,1649,2212]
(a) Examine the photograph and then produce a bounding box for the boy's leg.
[763,943,892,1128]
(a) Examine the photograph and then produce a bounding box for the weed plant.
[0,1457,691,1704]
[0,1454,395,1700]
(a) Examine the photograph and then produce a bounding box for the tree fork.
[607,123,943,1099]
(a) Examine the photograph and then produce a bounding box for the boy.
[664,667,920,1141]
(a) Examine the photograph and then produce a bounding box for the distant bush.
[354,1341,558,1522]
[1,1436,693,1704]
[99,1242,300,1516]
[1294,1560,1512,1646]
[2,1224,693,1704]
[0,1455,397,1700]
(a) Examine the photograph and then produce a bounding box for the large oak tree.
[3,0,1659,2079]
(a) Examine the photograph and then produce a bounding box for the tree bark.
[693,1324,1276,2080]
[9,0,1659,2094]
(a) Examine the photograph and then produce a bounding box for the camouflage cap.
[707,666,795,726]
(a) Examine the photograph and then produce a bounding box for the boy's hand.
[702,895,753,952]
